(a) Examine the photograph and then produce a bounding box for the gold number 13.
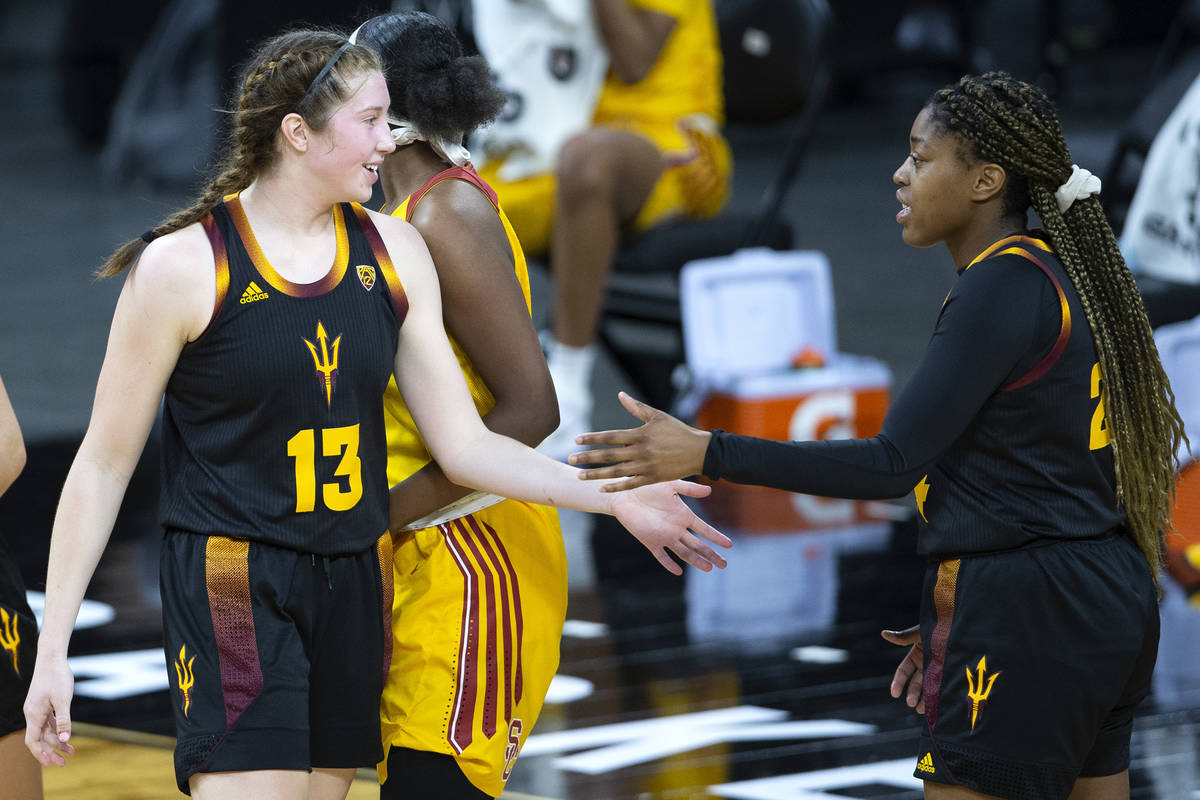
[286,424,363,512]
[1089,362,1111,451]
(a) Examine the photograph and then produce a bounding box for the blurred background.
[1,0,1199,797]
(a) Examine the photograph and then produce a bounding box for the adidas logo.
[240,281,269,305]
[916,752,936,774]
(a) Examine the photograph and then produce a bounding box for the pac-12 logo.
[502,718,524,780]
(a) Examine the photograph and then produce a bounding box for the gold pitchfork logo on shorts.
[965,655,1000,732]
[175,645,196,718]
[0,608,20,675]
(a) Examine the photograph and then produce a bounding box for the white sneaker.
[537,396,592,462]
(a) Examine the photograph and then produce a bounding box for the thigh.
[381,502,566,797]
[557,127,664,222]
[161,532,311,793]
[916,537,1157,800]
[307,537,390,770]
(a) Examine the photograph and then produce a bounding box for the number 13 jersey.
[159,195,408,554]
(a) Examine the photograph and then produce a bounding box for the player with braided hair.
[569,71,1187,799]
[23,24,729,800]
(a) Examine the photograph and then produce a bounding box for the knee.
[556,133,616,206]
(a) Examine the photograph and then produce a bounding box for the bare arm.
[387,182,557,529]
[592,0,676,84]
[0,376,26,496]
[373,211,730,573]
[25,228,212,765]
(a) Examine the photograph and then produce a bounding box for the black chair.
[594,0,835,410]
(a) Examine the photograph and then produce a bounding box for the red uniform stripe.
[441,522,480,754]
[204,537,263,730]
[996,247,1072,392]
[193,214,230,346]
[923,558,960,730]
[406,165,500,215]
[455,518,500,739]
[466,515,517,725]
[481,518,525,705]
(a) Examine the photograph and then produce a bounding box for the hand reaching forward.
[881,624,925,713]
[24,655,77,766]
[608,478,732,575]
[570,392,711,491]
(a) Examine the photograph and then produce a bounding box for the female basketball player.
[570,72,1186,800]
[355,11,566,798]
[22,28,729,800]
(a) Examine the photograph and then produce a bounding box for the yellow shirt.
[592,0,724,133]
[382,167,532,487]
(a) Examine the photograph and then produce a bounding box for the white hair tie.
[1054,164,1101,214]
[387,115,471,167]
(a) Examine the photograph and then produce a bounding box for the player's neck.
[379,143,453,211]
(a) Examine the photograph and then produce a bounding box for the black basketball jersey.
[916,235,1122,555]
[159,196,408,554]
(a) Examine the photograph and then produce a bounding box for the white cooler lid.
[681,248,836,381]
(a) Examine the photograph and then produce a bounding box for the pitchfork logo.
[965,655,1000,732]
[0,608,20,675]
[175,644,196,718]
[303,321,342,408]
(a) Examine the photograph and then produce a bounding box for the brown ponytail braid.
[97,30,381,278]
[927,71,1188,580]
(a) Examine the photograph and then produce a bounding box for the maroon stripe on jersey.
[999,247,1072,392]
[457,516,500,739]
[442,521,480,754]
[191,214,230,346]
[407,166,500,215]
[204,537,263,729]
[376,533,394,687]
[467,514,517,725]
[350,203,409,324]
[923,559,960,730]
[481,517,525,706]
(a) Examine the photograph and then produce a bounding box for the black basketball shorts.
[0,552,36,737]
[160,530,393,794]
[914,532,1159,800]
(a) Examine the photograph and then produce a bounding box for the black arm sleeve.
[702,256,1056,498]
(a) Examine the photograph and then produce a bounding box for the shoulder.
[119,221,215,341]
[409,179,503,242]
[956,250,1057,303]
[361,207,428,253]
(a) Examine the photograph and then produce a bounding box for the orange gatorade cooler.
[694,355,892,532]
[680,249,894,533]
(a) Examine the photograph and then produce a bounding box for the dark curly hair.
[927,71,1187,581]
[353,11,506,143]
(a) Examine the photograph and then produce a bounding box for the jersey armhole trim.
[187,213,230,349]
[997,246,1071,392]
[350,204,410,326]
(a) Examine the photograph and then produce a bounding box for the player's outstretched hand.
[608,478,732,575]
[881,625,925,714]
[570,392,711,491]
[24,656,77,766]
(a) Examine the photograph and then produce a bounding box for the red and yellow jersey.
[382,165,532,486]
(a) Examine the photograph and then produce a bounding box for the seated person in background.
[475,0,732,459]
[1120,69,1200,328]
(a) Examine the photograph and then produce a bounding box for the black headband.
[296,41,354,109]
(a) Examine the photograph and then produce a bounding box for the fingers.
[880,624,920,645]
[668,541,713,572]
[646,545,683,576]
[55,702,72,745]
[689,516,732,549]
[617,391,658,422]
[569,444,630,465]
[573,429,637,447]
[669,479,712,499]
[680,533,727,569]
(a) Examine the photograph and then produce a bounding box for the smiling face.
[304,69,396,203]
